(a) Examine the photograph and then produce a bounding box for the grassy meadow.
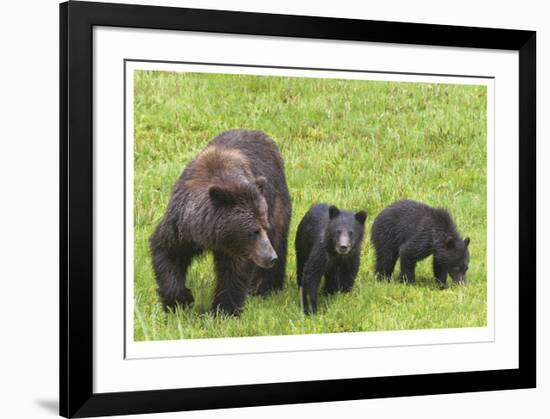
[133,70,487,340]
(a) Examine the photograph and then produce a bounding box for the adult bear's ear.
[329,205,340,219]
[209,185,236,206]
[445,236,456,249]
[355,211,367,225]
[464,237,470,247]
[255,176,267,194]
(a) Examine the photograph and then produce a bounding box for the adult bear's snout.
[265,255,278,269]
[255,251,278,269]
[251,229,278,269]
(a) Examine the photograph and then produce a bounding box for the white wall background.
[0,0,546,418]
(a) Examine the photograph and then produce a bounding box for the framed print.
[60,1,536,417]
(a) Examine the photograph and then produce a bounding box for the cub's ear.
[255,176,267,194]
[329,205,340,219]
[209,185,236,206]
[464,237,470,247]
[355,211,367,225]
[445,236,456,249]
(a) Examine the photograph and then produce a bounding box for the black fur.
[150,129,291,316]
[371,199,470,287]
[295,203,367,314]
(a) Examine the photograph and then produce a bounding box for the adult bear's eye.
[254,229,261,236]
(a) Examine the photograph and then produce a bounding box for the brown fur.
[183,146,251,190]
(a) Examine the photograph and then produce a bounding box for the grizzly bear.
[295,204,367,314]
[150,129,291,315]
[371,199,470,287]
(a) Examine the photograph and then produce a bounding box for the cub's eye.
[254,229,261,236]
[336,230,342,234]
[348,231,353,236]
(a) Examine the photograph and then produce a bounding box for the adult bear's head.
[208,176,278,269]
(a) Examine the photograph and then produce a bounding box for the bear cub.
[371,199,470,287]
[295,204,367,314]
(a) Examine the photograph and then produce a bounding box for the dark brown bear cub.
[295,204,367,314]
[150,129,291,316]
[371,199,470,287]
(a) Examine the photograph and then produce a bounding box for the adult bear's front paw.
[158,286,194,312]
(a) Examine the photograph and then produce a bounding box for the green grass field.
[133,70,487,341]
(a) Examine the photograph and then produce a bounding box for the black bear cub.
[295,204,367,314]
[371,199,470,287]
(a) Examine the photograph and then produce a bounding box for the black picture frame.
[59,1,536,417]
